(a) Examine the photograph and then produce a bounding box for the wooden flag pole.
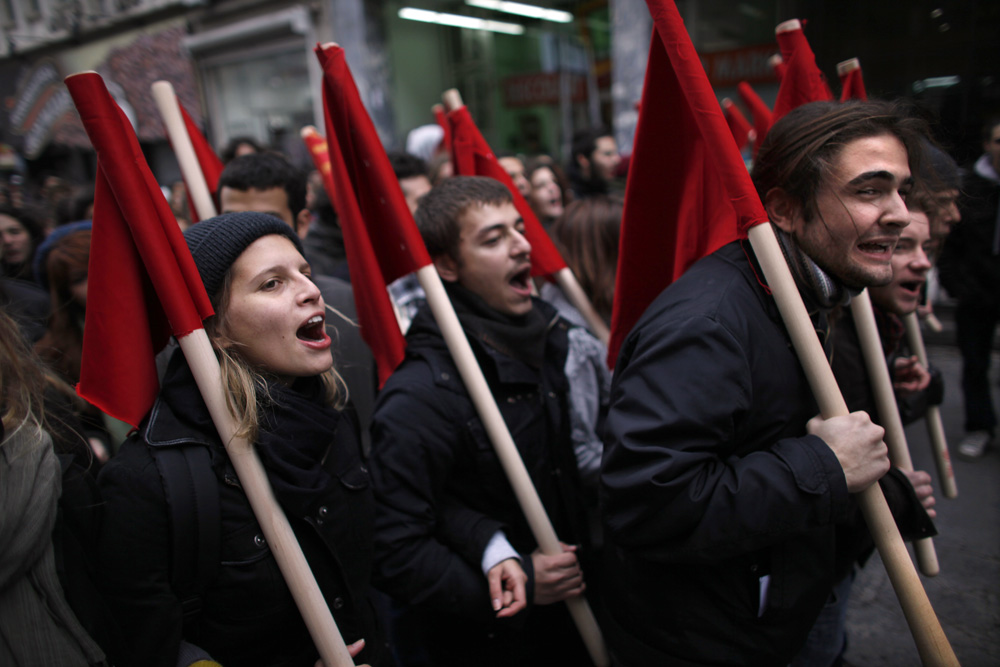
[176,330,355,667]
[851,291,940,576]
[748,223,958,666]
[903,312,958,498]
[441,88,610,346]
[151,81,218,221]
[416,263,610,667]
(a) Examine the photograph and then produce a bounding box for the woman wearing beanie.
[96,212,387,667]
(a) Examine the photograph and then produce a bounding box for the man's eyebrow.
[846,170,897,185]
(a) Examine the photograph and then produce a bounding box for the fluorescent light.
[465,0,573,23]
[398,7,525,34]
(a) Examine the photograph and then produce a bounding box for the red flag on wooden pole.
[314,44,432,386]
[838,58,868,101]
[433,103,452,154]
[607,1,767,365]
[737,81,773,154]
[67,73,214,427]
[771,19,833,123]
[722,98,754,152]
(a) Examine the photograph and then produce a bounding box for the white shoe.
[958,430,991,458]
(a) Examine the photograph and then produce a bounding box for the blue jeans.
[789,569,856,667]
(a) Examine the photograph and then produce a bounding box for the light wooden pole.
[904,312,957,498]
[151,81,217,221]
[851,291,939,576]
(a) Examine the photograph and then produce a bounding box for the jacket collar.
[142,349,219,449]
[406,296,564,388]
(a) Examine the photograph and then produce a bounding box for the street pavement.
[844,343,1000,666]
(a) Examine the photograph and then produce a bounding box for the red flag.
[66,72,214,427]
[608,0,770,366]
[178,103,224,194]
[433,104,452,154]
[737,82,773,155]
[314,44,431,386]
[838,58,868,101]
[447,105,566,277]
[722,98,753,152]
[173,102,224,224]
[771,19,833,123]
[770,54,787,80]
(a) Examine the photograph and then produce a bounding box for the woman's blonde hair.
[204,268,346,443]
[1,310,49,440]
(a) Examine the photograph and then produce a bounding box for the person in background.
[524,159,565,232]
[388,152,433,215]
[0,204,45,281]
[220,136,263,164]
[496,152,531,198]
[566,127,621,199]
[544,195,623,327]
[0,308,107,667]
[937,116,1000,459]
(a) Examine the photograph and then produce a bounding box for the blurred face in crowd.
[769,134,912,289]
[498,157,530,197]
[0,214,31,265]
[528,167,564,221]
[399,175,432,215]
[220,186,311,238]
[869,208,933,315]
[927,189,961,231]
[218,234,332,384]
[985,123,1000,173]
[583,136,621,183]
[434,201,533,317]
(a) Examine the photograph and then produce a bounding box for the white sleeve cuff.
[480,531,520,576]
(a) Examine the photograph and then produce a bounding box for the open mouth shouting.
[296,313,331,349]
[508,265,533,298]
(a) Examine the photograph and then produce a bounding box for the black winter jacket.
[370,299,592,666]
[97,355,387,667]
[601,240,854,667]
[938,161,1000,307]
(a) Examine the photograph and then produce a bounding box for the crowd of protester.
[1,75,998,667]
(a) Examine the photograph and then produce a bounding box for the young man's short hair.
[751,100,929,222]
[571,126,613,161]
[388,151,429,181]
[414,176,512,262]
[217,152,307,218]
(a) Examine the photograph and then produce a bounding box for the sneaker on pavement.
[958,430,991,458]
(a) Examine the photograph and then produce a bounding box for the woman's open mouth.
[296,315,331,348]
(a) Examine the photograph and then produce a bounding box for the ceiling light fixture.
[465,0,573,24]
[398,7,525,34]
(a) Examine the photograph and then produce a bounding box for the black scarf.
[255,376,340,518]
[444,281,550,370]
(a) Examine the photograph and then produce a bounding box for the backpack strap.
[152,445,220,630]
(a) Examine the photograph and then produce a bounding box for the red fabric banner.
[175,102,224,224]
[608,0,770,367]
[66,72,214,427]
[314,44,432,386]
[839,64,868,101]
[447,105,566,277]
[771,22,834,123]
[722,98,753,151]
[737,81,773,155]
[433,104,452,154]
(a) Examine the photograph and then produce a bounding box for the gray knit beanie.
[184,212,304,299]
